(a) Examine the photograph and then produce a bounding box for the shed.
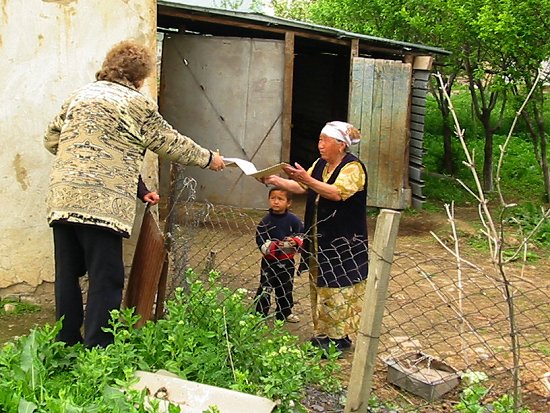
[156,1,450,210]
[0,0,448,295]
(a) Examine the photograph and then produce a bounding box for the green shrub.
[455,371,531,413]
[0,270,340,413]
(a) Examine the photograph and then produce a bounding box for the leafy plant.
[454,371,531,413]
[0,270,340,413]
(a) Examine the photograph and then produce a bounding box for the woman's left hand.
[284,162,308,184]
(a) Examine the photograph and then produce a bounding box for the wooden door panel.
[349,58,412,209]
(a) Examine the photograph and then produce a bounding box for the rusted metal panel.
[124,208,168,328]
[350,58,412,210]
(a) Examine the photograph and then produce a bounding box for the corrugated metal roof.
[158,1,450,55]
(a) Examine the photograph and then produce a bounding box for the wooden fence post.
[345,209,401,413]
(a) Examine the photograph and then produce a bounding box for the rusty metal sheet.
[124,208,167,328]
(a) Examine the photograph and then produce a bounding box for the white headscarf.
[320,121,360,147]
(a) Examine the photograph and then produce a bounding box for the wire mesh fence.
[161,177,550,412]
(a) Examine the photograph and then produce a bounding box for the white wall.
[0,0,157,295]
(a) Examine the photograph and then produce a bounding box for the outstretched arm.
[283,162,342,201]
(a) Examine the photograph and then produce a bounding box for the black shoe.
[334,336,352,351]
[310,336,330,349]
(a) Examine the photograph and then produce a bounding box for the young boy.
[255,187,304,323]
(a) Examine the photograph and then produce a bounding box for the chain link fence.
[161,177,550,412]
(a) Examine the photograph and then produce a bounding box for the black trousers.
[52,223,124,348]
[255,259,296,320]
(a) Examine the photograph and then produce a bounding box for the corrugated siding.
[409,69,431,209]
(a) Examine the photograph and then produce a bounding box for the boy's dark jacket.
[256,210,304,261]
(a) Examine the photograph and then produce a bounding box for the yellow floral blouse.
[307,159,366,200]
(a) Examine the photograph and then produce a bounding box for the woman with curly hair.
[44,40,225,348]
[261,121,368,355]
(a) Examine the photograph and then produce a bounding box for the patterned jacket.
[44,80,211,237]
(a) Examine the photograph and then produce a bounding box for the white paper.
[223,157,288,178]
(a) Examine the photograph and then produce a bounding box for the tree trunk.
[540,134,550,203]
[483,128,494,192]
[532,97,550,202]
[442,113,455,175]
[430,74,456,175]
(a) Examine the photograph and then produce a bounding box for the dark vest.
[302,153,369,287]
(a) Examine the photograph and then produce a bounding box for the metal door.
[160,34,285,208]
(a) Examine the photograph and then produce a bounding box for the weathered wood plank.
[409,165,423,181]
[409,146,424,158]
[281,32,294,162]
[412,88,428,99]
[410,139,423,149]
[366,59,382,206]
[410,121,425,133]
[345,210,401,413]
[349,57,366,136]
[409,180,425,193]
[349,58,412,209]
[413,69,431,81]
[410,130,425,140]
[411,96,426,107]
[413,78,429,89]
[412,196,426,209]
[387,61,412,208]
[411,105,426,117]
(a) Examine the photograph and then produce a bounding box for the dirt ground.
[1,205,549,412]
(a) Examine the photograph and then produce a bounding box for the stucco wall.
[0,0,157,296]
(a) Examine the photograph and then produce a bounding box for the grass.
[0,298,40,316]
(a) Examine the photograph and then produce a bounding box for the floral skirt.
[309,269,367,339]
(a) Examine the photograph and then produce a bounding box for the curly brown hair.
[95,40,154,88]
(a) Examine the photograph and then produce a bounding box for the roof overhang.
[157,2,450,59]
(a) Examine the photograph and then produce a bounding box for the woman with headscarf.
[261,121,368,354]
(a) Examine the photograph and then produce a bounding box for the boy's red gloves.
[260,237,303,260]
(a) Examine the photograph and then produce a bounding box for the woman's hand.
[284,162,308,184]
[257,174,307,195]
[143,191,160,205]
[208,152,225,171]
[259,175,283,186]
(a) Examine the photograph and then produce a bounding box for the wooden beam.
[413,55,434,70]
[350,38,359,59]
[282,32,295,162]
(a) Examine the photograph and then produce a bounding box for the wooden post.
[345,209,401,413]
[281,32,295,163]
